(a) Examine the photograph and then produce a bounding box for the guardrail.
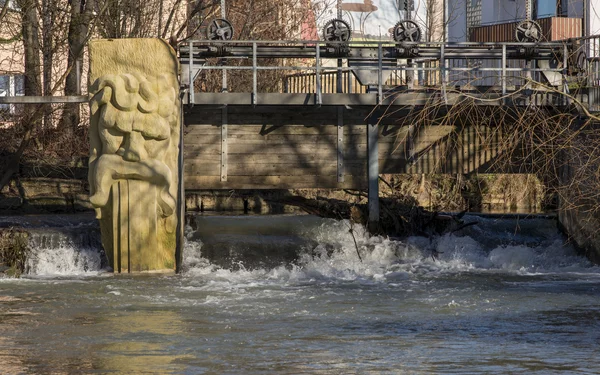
[179,39,571,106]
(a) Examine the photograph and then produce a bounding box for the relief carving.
[88,39,181,273]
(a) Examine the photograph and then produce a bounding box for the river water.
[1,214,599,374]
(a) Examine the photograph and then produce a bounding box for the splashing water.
[15,214,598,280]
[2,214,600,374]
[181,215,599,286]
[25,228,105,276]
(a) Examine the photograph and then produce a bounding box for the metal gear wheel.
[575,50,588,73]
[515,20,542,43]
[393,20,422,43]
[322,18,352,43]
[207,18,234,40]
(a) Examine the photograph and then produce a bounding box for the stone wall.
[1,173,547,215]
[559,206,600,264]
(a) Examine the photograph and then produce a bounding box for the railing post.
[337,59,343,93]
[348,71,353,93]
[188,41,194,105]
[221,0,227,92]
[440,43,447,104]
[563,43,569,106]
[502,44,507,105]
[252,42,257,105]
[378,43,383,105]
[316,43,322,105]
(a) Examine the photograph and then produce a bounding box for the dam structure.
[1,29,599,267]
[179,34,591,230]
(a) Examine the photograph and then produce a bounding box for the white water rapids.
[23,214,599,278]
[1,214,599,374]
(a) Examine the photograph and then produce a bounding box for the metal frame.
[179,39,572,106]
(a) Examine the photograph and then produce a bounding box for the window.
[0,0,18,10]
[537,0,556,18]
[0,75,25,115]
[467,0,482,29]
[536,0,567,18]
[398,0,414,12]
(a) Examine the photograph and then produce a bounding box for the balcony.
[469,17,582,42]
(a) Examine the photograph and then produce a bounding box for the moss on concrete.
[0,228,29,277]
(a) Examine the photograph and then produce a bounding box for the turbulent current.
[1,214,599,374]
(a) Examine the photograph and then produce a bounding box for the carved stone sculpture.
[88,39,181,273]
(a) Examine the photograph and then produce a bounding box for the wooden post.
[367,119,379,232]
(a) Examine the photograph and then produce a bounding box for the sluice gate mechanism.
[177,13,593,231]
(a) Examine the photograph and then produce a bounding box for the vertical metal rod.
[221,0,227,91]
[440,43,447,104]
[348,70,353,93]
[378,43,383,104]
[367,118,379,232]
[188,41,194,105]
[316,43,322,105]
[337,107,344,183]
[563,43,569,106]
[502,44,507,104]
[252,42,257,105]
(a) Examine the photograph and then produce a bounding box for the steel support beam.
[367,119,379,232]
[337,106,344,183]
[221,106,228,181]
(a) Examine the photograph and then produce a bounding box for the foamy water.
[1,215,599,374]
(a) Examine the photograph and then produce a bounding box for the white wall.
[447,0,467,41]
[588,0,600,35]
[481,0,526,25]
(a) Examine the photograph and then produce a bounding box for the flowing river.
[1,214,599,374]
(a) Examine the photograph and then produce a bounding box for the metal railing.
[180,39,571,105]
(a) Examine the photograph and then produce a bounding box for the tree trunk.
[0,0,42,193]
[20,0,42,97]
[62,0,95,132]
[42,0,54,130]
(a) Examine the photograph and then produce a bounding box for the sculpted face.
[89,73,179,218]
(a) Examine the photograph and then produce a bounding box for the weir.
[2,34,599,271]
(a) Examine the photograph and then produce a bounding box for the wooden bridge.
[180,40,587,192]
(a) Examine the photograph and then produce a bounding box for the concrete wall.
[558,120,600,264]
